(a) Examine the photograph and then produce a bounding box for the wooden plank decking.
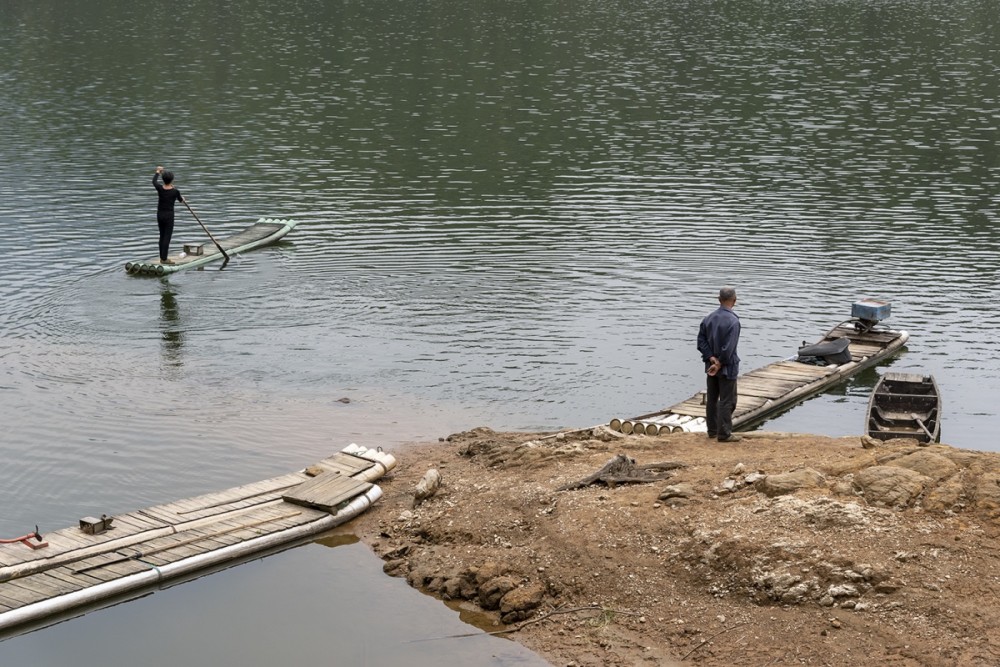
[283,471,373,512]
[0,446,394,634]
[610,321,910,435]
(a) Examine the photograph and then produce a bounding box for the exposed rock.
[831,479,855,496]
[853,466,930,507]
[923,474,967,512]
[820,453,877,477]
[472,561,508,585]
[413,468,442,507]
[719,478,738,493]
[500,582,546,616]
[827,583,859,598]
[406,565,437,588]
[659,483,695,500]
[479,575,519,610]
[861,435,880,449]
[755,468,825,497]
[874,580,903,594]
[382,558,408,577]
[441,570,479,600]
[591,425,627,442]
[769,496,876,528]
[888,450,958,483]
[971,472,1000,513]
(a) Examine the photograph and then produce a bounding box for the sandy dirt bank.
[352,426,1000,666]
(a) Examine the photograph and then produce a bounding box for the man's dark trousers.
[706,374,738,439]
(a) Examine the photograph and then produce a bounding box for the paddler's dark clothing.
[153,172,183,262]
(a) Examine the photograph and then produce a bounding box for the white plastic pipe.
[0,486,382,632]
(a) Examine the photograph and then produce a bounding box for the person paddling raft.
[152,166,183,264]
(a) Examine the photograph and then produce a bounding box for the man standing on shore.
[697,287,742,442]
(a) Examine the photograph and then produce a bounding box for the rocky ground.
[351,426,1000,666]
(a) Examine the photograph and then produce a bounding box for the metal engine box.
[852,299,891,322]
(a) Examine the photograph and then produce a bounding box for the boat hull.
[866,372,941,443]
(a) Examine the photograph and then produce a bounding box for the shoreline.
[352,426,1000,666]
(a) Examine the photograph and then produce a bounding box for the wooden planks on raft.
[0,446,395,634]
[283,471,373,512]
[609,321,910,435]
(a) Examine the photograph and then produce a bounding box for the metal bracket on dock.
[0,525,49,550]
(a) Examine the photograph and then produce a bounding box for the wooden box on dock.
[183,243,204,256]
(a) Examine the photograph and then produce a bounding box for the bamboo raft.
[125,218,297,276]
[0,444,395,635]
[610,312,909,436]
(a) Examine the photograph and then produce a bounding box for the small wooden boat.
[866,372,941,443]
[125,218,297,276]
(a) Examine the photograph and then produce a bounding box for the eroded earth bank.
[352,427,1000,666]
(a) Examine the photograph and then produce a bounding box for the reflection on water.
[159,281,183,369]
[0,538,551,667]
[0,0,999,663]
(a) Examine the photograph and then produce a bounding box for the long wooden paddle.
[182,198,230,261]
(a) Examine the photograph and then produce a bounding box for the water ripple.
[1,0,999,534]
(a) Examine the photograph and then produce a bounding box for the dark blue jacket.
[697,306,741,379]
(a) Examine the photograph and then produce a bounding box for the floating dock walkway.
[0,444,394,635]
[610,317,909,436]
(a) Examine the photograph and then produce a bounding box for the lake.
[1,0,998,663]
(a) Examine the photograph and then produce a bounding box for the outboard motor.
[851,298,891,332]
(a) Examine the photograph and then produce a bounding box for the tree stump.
[557,454,685,491]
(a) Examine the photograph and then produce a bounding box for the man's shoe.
[718,434,743,443]
[707,432,718,439]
